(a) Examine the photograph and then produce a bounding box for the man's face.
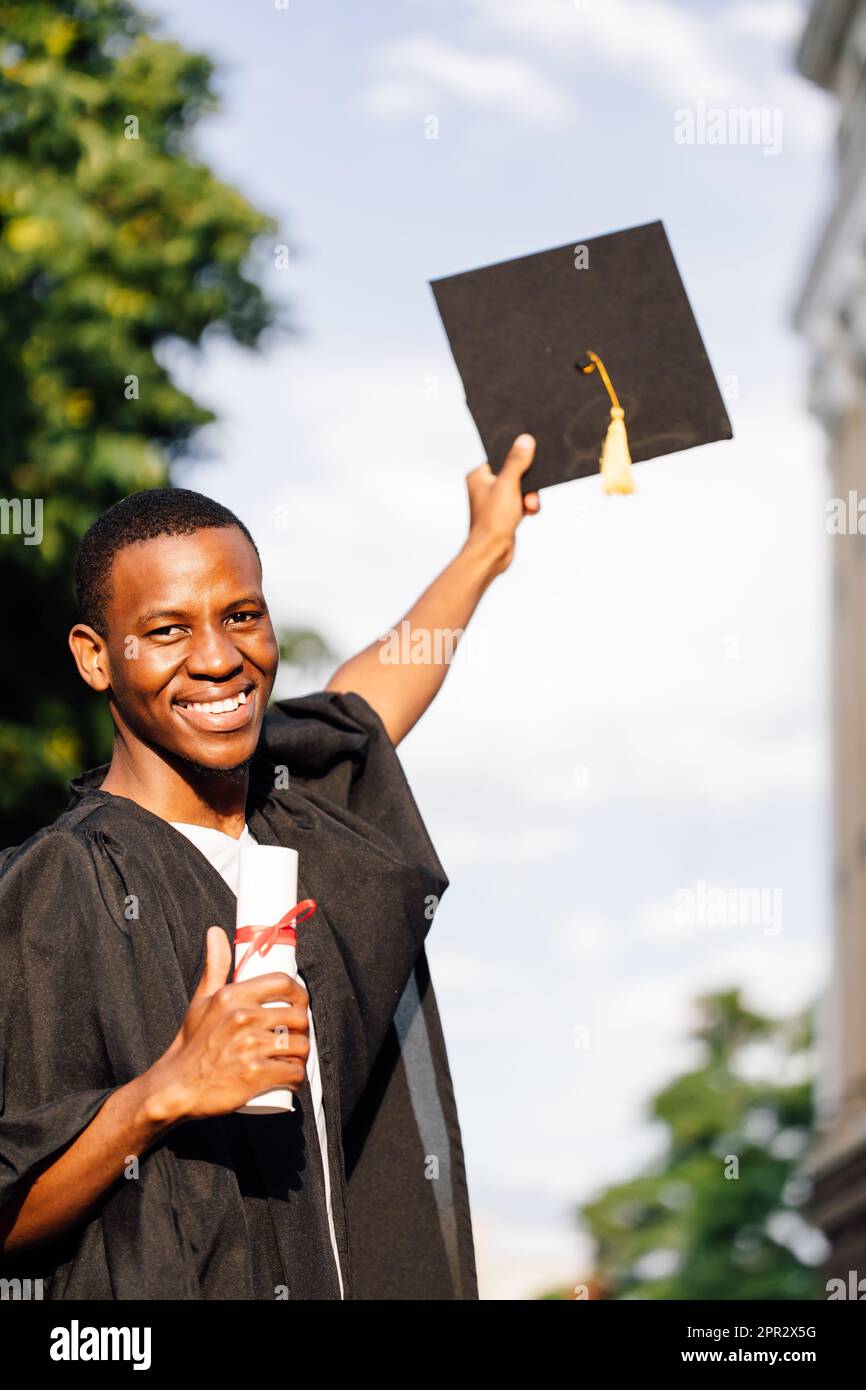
[99,526,279,771]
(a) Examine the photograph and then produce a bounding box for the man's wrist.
[136,1064,190,1135]
[459,531,510,585]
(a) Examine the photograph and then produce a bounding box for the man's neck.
[100,739,250,838]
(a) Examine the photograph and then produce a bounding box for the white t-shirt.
[170,820,344,1298]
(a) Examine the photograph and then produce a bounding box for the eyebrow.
[136,595,266,629]
[137,608,189,628]
[226,593,266,611]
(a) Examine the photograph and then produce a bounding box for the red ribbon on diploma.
[233,898,317,981]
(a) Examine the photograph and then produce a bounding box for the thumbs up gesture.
[145,927,310,1123]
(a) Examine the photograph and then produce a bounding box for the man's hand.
[145,927,310,1122]
[465,434,541,577]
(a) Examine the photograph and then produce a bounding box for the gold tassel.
[579,352,635,495]
[599,406,634,495]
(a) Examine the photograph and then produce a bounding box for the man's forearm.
[0,1070,178,1257]
[326,534,506,745]
[327,435,539,744]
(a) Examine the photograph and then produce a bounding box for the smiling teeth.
[181,691,248,714]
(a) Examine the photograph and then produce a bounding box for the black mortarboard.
[430,221,732,494]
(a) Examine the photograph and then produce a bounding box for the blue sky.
[146,0,835,1296]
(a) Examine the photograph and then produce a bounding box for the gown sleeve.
[258,688,449,887]
[254,689,450,1122]
[0,828,121,1224]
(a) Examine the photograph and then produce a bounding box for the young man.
[0,436,539,1300]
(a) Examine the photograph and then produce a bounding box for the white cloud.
[434,820,580,871]
[557,913,615,964]
[469,0,831,153]
[727,0,806,45]
[364,35,575,128]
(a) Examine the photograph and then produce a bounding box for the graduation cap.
[430,220,732,495]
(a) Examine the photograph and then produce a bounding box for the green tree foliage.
[0,1,280,843]
[575,989,823,1300]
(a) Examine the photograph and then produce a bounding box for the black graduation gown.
[0,691,477,1300]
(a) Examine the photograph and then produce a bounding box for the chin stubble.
[178,754,252,782]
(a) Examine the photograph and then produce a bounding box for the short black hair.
[74,488,260,636]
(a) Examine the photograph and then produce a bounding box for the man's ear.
[68,623,111,693]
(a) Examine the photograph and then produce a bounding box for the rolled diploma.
[234,842,300,1115]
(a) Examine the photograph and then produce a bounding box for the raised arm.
[326,434,539,745]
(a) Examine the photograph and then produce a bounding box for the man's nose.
[185,623,243,677]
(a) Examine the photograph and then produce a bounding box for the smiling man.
[0,436,538,1301]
